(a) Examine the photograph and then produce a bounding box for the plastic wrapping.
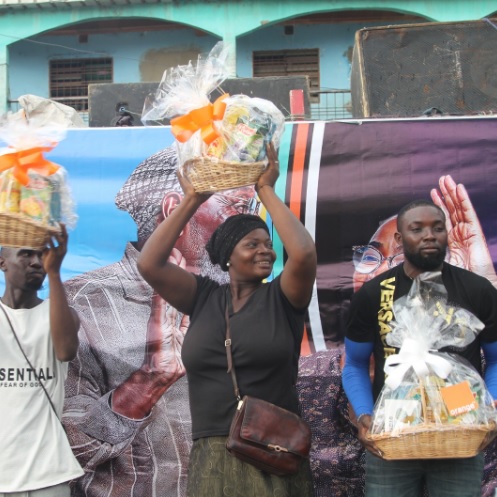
[141,42,285,191]
[0,113,77,230]
[205,94,284,162]
[369,271,497,437]
[142,42,230,126]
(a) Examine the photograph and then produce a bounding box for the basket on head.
[0,212,60,249]
[182,157,267,193]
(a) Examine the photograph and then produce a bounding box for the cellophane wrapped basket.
[366,272,497,460]
[181,157,267,193]
[0,114,77,249]
[142,42,285,193]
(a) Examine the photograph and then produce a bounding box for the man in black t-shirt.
[343,199,497,497]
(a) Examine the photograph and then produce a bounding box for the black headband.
[206,214,269,271]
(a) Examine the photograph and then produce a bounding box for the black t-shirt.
[347,263,497,400]
[181,275,306,440]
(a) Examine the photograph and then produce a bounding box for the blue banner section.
[2,118,497,345]
[1,120,496,497]
[27,127,175,295]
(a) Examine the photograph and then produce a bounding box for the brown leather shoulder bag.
[223,303,311,476]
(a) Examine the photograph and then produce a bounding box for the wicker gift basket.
[367,421,496,460]
[0,116,77,249]
[172,91,282,193]
[365,271,497,460]
[0,211,60,250]
[142,42,284,193]
[182,157,267,193]
[366,380,497,460]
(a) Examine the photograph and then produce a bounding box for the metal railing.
[7,99,20,112]
[309,89,352,121]
[9,89,353,125]
[8,98,89,125]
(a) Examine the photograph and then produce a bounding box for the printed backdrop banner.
[1,118,497,352]
[2,119,497,497]
[262,118,497,349]
[309,118,497,346]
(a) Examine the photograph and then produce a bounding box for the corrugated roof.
[0,0,172,9]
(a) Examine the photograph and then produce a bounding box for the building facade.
[2,0,497,123]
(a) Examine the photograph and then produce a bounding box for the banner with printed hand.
[1,118,496,497]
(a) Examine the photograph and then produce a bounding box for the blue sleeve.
[482,340,497,400]
[342,337,375,416]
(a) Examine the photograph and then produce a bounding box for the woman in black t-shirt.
[138,143,317,497]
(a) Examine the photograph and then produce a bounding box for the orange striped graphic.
[300,325,312,356]
[289,123,310,219]
[287,123,314,356]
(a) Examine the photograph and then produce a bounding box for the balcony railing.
[309,89,352,121]
[9,88,353,126]
[8,98,89,124]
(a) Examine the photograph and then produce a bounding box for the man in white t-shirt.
[0,224,83,497]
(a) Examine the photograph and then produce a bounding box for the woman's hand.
[176,169,212,205]
[256,142,280,192]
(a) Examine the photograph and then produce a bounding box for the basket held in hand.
[366,379,497,460]
[182,157,267,193]
[366,421,497,460]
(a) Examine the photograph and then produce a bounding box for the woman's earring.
[226,261,231,267]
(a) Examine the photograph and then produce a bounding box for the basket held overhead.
[141,42,284,193]
[0,211,60,250]
[0,116,77,249]
[182,157,267,194]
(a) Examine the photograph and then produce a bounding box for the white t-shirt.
[0,300,83,492]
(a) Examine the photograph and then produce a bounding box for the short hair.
[0,246,15,257]
[397,199,445,230]
[115,145,181,240]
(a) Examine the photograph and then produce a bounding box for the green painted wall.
[0,0,496,111]
[1,1,496,42]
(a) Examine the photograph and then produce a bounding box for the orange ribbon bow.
[170,93,229,145]
[0,146,60,186]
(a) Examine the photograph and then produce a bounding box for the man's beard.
[26,280,44,291]
[404,246,447,271]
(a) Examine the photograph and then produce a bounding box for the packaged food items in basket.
[18,170,66,226]
[0,113,77,248]
[369,272,497,439]
[142,42,285,192]
[21,173,53,224]
[0,171,20,213]
[206,95,283,163]
[0,165,74,226]
[371,361,496,436]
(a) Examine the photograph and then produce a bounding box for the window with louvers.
[253,49,320,103]
[49,58,113,112]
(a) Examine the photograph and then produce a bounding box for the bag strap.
[0,302,60,418]
[224,290,241,401]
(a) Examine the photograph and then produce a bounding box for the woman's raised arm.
[256,143,317,309]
